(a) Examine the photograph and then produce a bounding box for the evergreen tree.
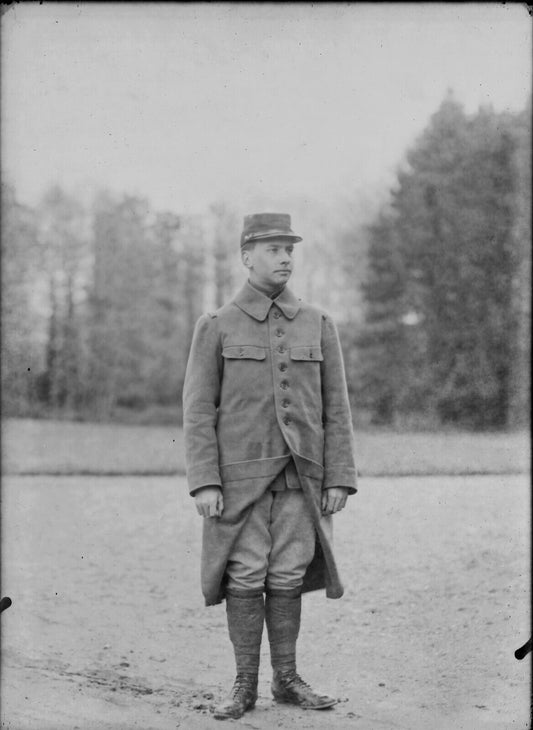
[506,100,532,428]
[356,211,408,424]
[358,93,531,428]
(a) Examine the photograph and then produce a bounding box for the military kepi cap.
[240,212,303,247]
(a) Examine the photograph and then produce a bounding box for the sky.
[2,2,531,215]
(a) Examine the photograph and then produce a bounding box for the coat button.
[277,345,286,354]
[281,399,290,408]
[279,362,287,371]
[273,311,281,319]
[280,381,289,389]
[275,329,284,338]
[282,416,291,426]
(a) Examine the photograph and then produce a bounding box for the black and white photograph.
[1,3,531,729]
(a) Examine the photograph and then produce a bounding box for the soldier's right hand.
[194,486,224,518]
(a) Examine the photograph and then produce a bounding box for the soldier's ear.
[241,248,253,269]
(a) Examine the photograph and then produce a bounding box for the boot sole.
[272,693,337,710]
[213,701,256,720]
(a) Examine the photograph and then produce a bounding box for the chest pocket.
[290,346,323,362]
[222,345,266,360]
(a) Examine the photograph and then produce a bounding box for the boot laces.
[231,675,255,699]
[293,673,311,690]
[281,671,311,691]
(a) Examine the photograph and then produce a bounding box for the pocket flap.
[222,345,266,360]
[290,346,323,362]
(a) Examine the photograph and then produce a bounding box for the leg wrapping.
[265,588,302,673]
[226,588,265,676]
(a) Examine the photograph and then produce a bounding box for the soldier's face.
[242,239,295,290]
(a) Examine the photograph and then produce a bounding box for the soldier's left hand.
[321,486,349,515]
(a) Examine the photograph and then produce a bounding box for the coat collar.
[233,281,300,321]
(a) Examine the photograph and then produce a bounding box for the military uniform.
[183,213,357,719]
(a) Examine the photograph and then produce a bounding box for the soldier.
[182,212,357,720]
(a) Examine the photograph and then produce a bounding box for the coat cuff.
[187,467,222,496]
[323,466,358,494]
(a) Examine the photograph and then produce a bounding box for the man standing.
[183,212,357,720]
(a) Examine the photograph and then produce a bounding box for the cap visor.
[245,232,302,243]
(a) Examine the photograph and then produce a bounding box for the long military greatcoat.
[183,281,357,605]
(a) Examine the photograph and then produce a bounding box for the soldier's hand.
[194,486,224,518]
[321,487,349,515]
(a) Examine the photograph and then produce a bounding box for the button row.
[273,321,290,426]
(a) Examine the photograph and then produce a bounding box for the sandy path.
[1,475,530,729]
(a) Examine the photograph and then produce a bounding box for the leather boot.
[271,669,337,709]
[213,673,258,720]
[213,588,264,720]
[266,587,337,710]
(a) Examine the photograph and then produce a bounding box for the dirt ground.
[1,474,530,730]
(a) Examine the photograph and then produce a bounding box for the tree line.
[352,93,531,428]
[1,93,530,429]
[2,188,228,422]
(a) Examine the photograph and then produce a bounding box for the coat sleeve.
[182,314,223,495]
[320,313,358,493]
